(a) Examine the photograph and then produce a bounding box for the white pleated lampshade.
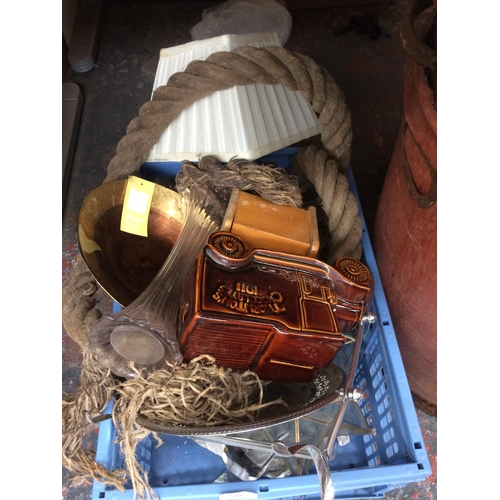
[146,33,322,163]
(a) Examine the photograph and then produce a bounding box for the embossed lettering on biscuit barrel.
[178,232,374,382]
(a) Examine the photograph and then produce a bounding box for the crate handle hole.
[99,494,105,499]
[259,486,269,492]
[417,463,425,470]
[414,441,423,450]
[382,321,390,326]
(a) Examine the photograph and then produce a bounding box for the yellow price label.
[120,176,155,237]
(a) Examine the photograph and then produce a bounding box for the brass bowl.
[77,179,184,307]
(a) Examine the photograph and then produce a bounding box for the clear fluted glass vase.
[88,184,222,378]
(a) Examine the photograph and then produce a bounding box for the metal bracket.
[323,312,376,459]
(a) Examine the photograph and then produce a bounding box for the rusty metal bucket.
[373,2,437,413]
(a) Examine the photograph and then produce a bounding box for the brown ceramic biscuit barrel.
[178,232,374,382]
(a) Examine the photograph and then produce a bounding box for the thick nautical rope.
[293,145,363,262]
[105,46,352,183]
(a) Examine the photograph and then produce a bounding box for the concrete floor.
[62,1,437,498]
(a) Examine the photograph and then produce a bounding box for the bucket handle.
[401,123,437,208]
[400,0,437,71]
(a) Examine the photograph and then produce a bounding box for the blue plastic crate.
[92,149,432,499]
